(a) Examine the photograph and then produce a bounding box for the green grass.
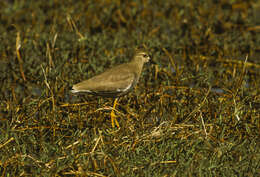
[0,0,259,176]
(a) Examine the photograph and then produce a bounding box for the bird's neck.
[131,57,145,75]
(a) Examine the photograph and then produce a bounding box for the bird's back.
[71,62,137,97]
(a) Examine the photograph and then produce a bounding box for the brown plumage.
[71,50,150,97]
[71,50,150,128]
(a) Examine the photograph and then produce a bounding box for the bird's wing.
[72,64,136,94]
[87,69,136,92]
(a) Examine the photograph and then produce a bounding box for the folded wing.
[71,64,136,97]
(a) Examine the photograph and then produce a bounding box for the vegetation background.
[0,0,259,176]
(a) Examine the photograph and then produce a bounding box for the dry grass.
[0,0,259,176]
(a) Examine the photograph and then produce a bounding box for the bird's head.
[134,50,150,63]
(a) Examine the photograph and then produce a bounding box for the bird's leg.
[111,98,120,128]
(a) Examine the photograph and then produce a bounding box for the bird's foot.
[111,109,120,128]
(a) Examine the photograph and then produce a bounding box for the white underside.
[116,82,132,92]
[71,89,92,94]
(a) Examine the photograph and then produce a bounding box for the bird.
[71,50,150,128]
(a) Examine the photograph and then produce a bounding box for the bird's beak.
[147,56,151,62]
[148,55,156,64]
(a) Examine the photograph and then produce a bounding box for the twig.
[199,111,208,138]
[0,137,14,149]
[15,31,26,81]
[41,65,55,111]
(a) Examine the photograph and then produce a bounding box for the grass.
[0,0,259,176]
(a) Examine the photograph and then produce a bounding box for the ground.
[0,0,259,176]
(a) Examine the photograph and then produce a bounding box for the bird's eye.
[143,54,148,58]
